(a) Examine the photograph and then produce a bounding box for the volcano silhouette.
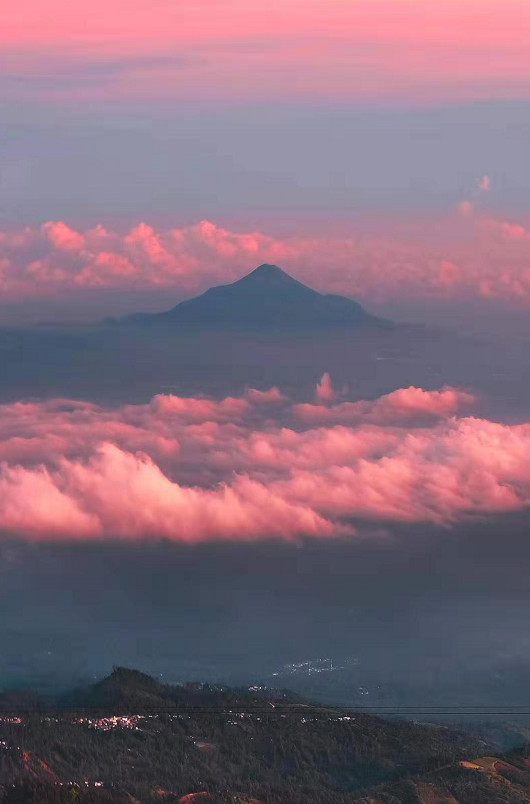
[126,264,389,331]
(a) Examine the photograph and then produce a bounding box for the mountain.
[124,264,390,331]
[59,666,299,713]
[59,666,174,711]
[0,667,509,804]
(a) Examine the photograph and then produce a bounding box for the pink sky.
[2,0,530,102]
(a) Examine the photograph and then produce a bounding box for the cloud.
[41,221,85,251]
[293,386,475,426]
[149,394,250,423]
[1,380,530,542]
[7,213,530,316]
[314,373,335,403]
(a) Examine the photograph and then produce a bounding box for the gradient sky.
[1,0,530,227]
[4,1,530,690]
[3,0,530,103]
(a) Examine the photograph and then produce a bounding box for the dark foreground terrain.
[2,668,530,803]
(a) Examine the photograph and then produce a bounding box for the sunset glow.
[4,0,530,745]
[2,0,530,103]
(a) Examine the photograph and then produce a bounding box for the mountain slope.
[125,264,389,331]
[0,668,491,804]
[367,746,530,803]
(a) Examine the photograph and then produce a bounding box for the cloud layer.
[1,378,530,542]
[4,215,530,314]
[3,1,530,104]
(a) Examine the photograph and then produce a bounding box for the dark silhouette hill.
[59,666,299,713]
[124,264,390,331]
[59,666,173,711]
[5,668,530,803]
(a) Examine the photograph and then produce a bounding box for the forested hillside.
[1,668,521,803]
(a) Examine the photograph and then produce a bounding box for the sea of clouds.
[1,377,529,541]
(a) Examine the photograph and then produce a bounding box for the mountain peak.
[251,263,285,276]
[233,263,302,289]
[107,666,158,688]
[248,263,290,278]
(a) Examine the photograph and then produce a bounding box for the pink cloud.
[0,381,529,542]
[41,221,85,252]
[50,444,333,541]
[294,386,474,426]
[149,394,250,423]
[7,214,530,317]
[314,373,335,404]
[244,386,285,405]
[0,463,99,538]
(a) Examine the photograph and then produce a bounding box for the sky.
[3,1,530,692]
[2,1,530,324]
[3,0,530,104]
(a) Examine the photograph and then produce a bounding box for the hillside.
[365,746,530,803]
[0,668,505,804]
